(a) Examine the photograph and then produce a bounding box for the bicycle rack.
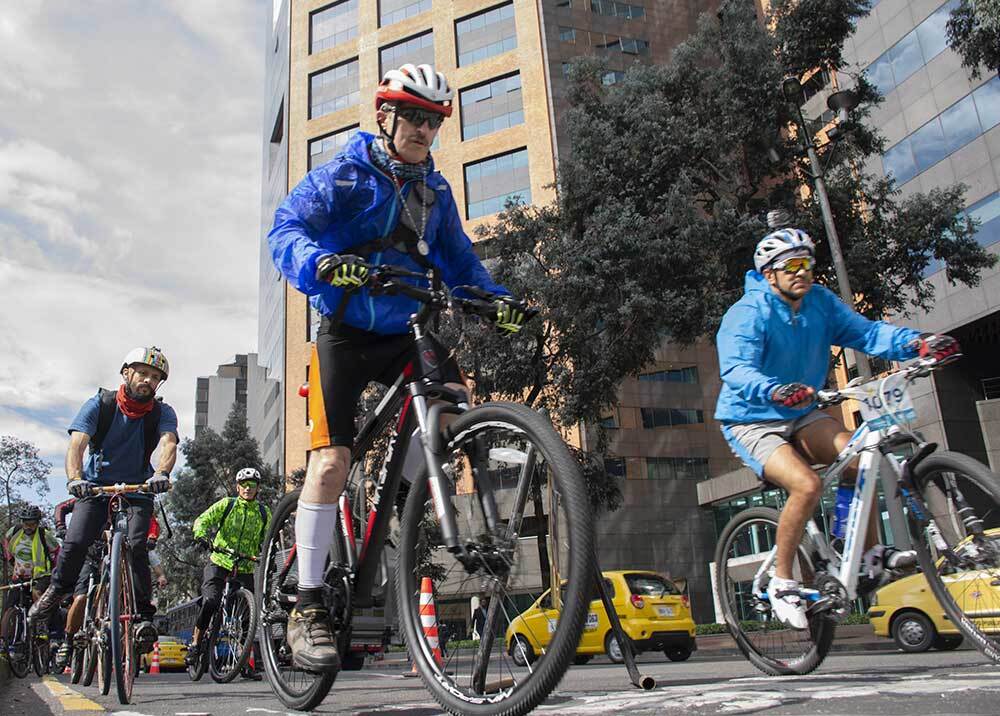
[591,553,655,690]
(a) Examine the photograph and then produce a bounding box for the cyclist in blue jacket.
[715,228,959,629]
[268,63,527,671]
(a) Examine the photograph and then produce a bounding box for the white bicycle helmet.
[236,467,261,483]
[121,346,169,379]
[753,228,816,272]
[375,63,453,117]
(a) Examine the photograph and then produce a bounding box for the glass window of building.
[638,366,699,383]
[590,0,645,20]
[882,76,1000,185]
[379,31,435,77]
[864,1,959,97]
[309,125,359,170]
[592,33,649,56]
[646,457,710,480]
[310,0,358,53]
[456,3,517,67]
[460,74,524,141]
[464,148,531,219]
[604,458,626,478]
[310,59,360,119]
[640,407,704,428]
[602,70,625,85]
[379,0,431,28]
[559,26,576,42]
[969,193,1000,249]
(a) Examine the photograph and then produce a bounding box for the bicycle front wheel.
[2,608,30,678]
[909,451,1000,663]
[714,506,835,676]
[209,588,258,683]
[397,402,594,716]
[257,490,337,711]
[109,531,137,704]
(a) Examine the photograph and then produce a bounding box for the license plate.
[856,380,916,429]
[656,605,674,617]
[585,613,599,631]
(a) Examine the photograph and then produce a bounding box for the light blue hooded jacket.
[268,131,507,335]
[714,271,921,425]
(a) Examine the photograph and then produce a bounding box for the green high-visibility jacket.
[192,497,271,574]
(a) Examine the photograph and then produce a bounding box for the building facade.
[194,354,249,437]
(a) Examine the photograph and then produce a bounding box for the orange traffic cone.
[248,650,255,673]
[418,577,444,668]
[149,642,160,675]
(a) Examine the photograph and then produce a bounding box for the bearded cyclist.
[268,63,527,671]
[716,228,960,630]
[29,347,178,660]
[184,468,270,679]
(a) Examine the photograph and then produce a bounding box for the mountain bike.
[0,572,51,678]
[258,265,594,714]
[715,355,1000,675]
[89,482,168,704]
[186,545,258,683]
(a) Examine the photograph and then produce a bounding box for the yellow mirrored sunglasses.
[773,256,815,274]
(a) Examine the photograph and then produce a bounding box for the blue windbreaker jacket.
[268,131,508,335]
[714,271,922,424]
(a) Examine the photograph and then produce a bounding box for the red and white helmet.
[375,63,453,117]
[121,346,169,380]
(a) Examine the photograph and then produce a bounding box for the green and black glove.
[494,297,527,335]
[316,254,369,289]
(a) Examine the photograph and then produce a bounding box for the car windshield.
[625,573,679,597]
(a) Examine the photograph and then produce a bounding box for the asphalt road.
[6,648,1000,715]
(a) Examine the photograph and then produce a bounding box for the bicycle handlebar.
[207,544,258,563]
[86,482,168,496]
[814,354,959,409]
[0,572,52,591]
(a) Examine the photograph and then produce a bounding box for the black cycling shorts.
[308,319,462,449]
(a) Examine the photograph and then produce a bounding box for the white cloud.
[0,1,269,461]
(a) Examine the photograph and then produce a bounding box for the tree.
[157,403,281,607]
[947,0,1000,79]
[0,436,52,529]
[442,0,995,515]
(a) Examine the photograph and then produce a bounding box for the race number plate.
[857,381,916,429]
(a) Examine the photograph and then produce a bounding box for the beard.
[125,382,155,402]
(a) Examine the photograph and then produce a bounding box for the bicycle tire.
[82,636,98,686]
[109,530,137,704]
[209,588,258,684]
[2,608,30,678]
[909,450,1000,663]
[258,489,337,711]
[397,402,594,716]
[71,642,85,683]
[714,506,835,676]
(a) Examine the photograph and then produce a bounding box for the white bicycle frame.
[749,364,931,604]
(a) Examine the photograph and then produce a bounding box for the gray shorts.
[721,410,836,479]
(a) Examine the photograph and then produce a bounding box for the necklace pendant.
[417,239,430,256]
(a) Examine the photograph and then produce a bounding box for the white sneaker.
[768,576,809,630]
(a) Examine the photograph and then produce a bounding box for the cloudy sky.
[0,1,270,507]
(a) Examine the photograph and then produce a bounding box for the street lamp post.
[781,76,871,380]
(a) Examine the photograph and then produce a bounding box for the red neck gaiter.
[116,384,155,419]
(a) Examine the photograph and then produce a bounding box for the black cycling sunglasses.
[396,106,445,130]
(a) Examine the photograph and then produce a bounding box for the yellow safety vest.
[6,528,53,577]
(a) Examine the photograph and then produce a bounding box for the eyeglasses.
[239,481,258,489]
[396,106,445,130]
[773,256,815,274]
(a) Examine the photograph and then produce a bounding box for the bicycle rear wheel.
[71,642,84,683]
[909,451,1000,663]
[397,402,594,716]
[714,506,835,676]
[109,531,137,704]
[2,608,30,678]
[258,490,337,711]
[209,588,258,683]
[187,620,210,682]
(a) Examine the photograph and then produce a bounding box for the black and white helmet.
[236,467,261,483]
[753,228,816,272]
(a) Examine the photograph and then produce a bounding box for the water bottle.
[831,484,853,539]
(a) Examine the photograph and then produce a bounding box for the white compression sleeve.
[294,501,340,589]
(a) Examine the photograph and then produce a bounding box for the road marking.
[40,675,105,712]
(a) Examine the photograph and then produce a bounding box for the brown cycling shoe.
[286,605,340,672]
[28,585,68,624]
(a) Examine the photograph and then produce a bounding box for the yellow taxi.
[868,531,1000,652]
[504,571,696,665]
[140,636,188,671]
